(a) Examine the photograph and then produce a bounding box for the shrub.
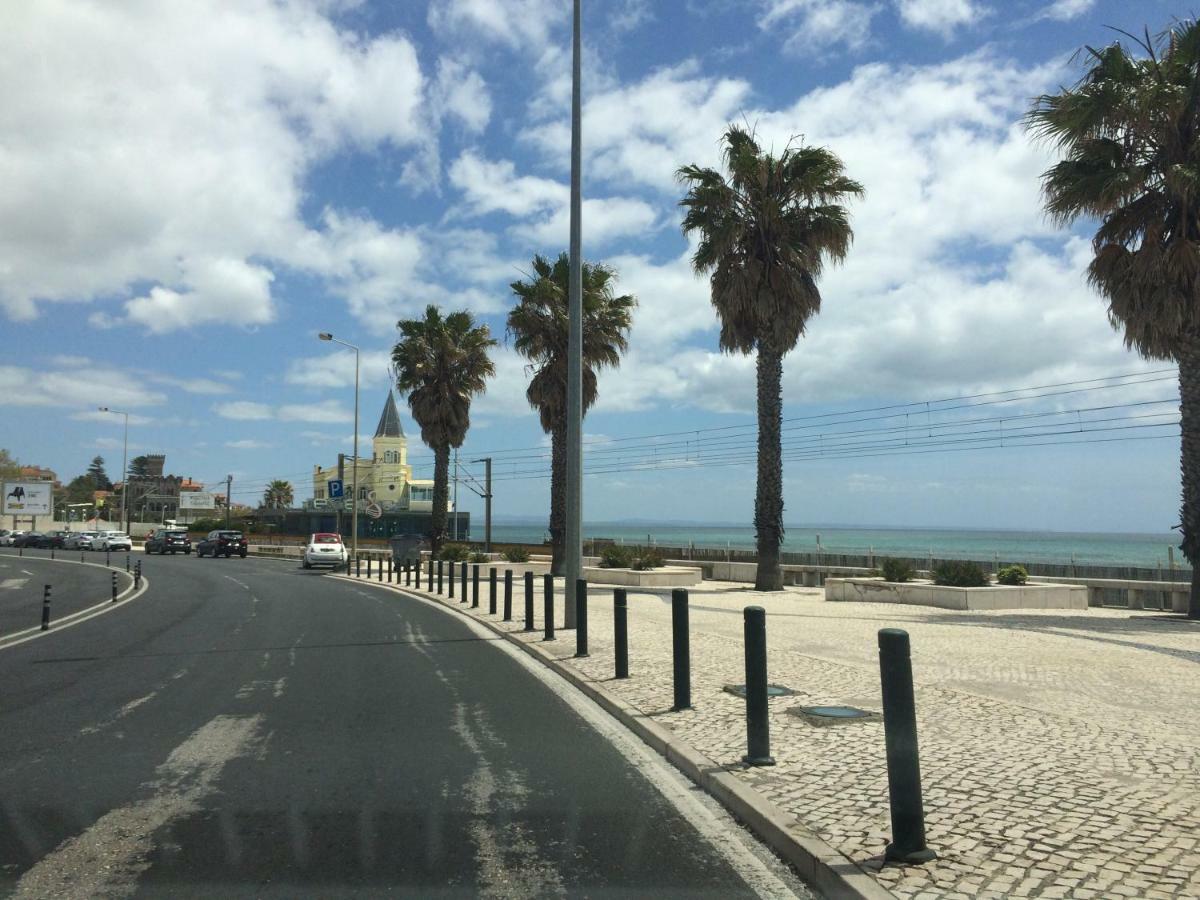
[503,547,530,563]
[932,559,988,587]
[880,557,916,583]
[439,543,470,561]
[600,544,635,568]
[188,518,221,533]
[470,551,490,563]
[632,548,664,571]
[996,564,1028,586]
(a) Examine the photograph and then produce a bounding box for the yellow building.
[310,392,444,514]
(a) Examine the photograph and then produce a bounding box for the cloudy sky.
[0,0,1185,534]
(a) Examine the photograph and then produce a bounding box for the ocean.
[482,522,1181,569]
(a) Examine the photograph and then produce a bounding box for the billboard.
[179,491,216,510]
[2,481,53,515]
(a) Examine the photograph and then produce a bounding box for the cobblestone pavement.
[362,568,1200,899]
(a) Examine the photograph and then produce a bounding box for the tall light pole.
[319,332,360,565]
[564,0,583,628]
[98,407,129,532]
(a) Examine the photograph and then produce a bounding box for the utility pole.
[453,449,459,541]
[563,0,583,628]
[470,458,493,551]
[225,474,232,528]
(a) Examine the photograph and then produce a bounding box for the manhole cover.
[722,683,795,699]
[788,705,879,727]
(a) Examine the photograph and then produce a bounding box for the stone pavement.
[358,566,1200,899]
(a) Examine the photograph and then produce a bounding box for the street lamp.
[318,332,360,566]
[98,406,129,533]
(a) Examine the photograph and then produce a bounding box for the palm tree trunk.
[754,347,785,591]
[1179,337,1200,618]
[431,444,450,558]
[549,423,566,577]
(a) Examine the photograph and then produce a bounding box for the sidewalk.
[350,566,1200,899]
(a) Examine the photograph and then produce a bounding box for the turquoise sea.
[485,521,1181,569]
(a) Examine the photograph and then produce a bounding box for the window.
[359,487,368,500]
[410,486,433,501]
[315,489,325,499]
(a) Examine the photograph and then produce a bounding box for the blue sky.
[0,0,1186,533]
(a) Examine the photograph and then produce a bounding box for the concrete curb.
[334,573,895,900]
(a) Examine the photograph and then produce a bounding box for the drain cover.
[722,683,795,699]
[789,705,879,727]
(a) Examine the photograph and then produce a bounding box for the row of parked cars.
[0,529,133,551]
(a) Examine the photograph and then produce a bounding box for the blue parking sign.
[328,479,344,499]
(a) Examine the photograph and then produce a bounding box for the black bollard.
[126,553,130,572]
[81,552,85,563]
[417,558,423,590]
[105,548,109,566]
[377,556,383,582]
[671,588,691,711]
[503,570,513,621]
[614,589,629,678]
[523,571,534,631]
[357,557,362,578]
[743,606,774,766]
[135,561,142,590]
[367,557,373,579]
[543,574,555,641]
[448,561,455,598]
[427,559,433,590]
[472,565,480,608]
[405,561,411,587]
[489,568,497,614]
[387,558,393,583]
[437,560,444,594]
[41,585,51,630]
[460,562,468,602]
[878,629,936,864]
[574,579,589,658]
[111,571,118,602]
[51,547,55,560]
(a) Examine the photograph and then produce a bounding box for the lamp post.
[564,0,583,628]
[98,407,129,533]
[318,333,360,565]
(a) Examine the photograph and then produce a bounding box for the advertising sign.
[179,492,216,510]
[2,481,53,515]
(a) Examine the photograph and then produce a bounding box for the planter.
[582,565,702,587]
[824,577,1087,611]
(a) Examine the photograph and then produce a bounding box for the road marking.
[0,578,28,590]
[222,575,250,591]
[80,692,159,736]
[0,575,147,652]
[11,714,263,900]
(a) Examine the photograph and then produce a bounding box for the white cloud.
[895,0,988,36]
[285,349,394,389]
[124,258,276,334]
[759,1,882,54]
[431,57,492,134]
[214,401,274,421]
[225,439,273,450]
[278,400,353,423]
[427,0,566,52]
[71,410,155,426]
[0,364,167,408]
[150,376,236,395]
[1034,0,1094,21]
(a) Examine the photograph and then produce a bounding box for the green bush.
[439,543,470,561]
[600,545,635,568]
[188,518,222,533]
[932,559,988,587]
[503,547,530,563]
[632,548,664,571]
[470,551,490,564]
[880,558,916,583]
[996,564,1028,586]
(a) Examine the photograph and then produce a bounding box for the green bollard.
[743,606,774,765]
[543,574,555,641]
[671,588,691,710]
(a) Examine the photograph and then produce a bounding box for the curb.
[334,573,895,900]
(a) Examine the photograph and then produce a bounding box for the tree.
[0,449,20,482]
[87,455,112,491]
[262,480,294,509]
[678,125,863,590]
[392,305,496,556]
[507,253,636,575]
[1027,20,1200,618]
[127,455,150,478]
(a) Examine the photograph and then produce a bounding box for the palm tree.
[262,479,293,509]
[392,305,496,557]
[1027,19,1200,618]
[678,125,863,591]
[507,253,636,575]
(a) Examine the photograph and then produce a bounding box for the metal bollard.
[743,606,774,765]
[878,629,936,864]
[543,574,555,641]
[367,557,373,579]
[417,558,423,590]
[105,548,109,566]
[460,562,468,602]
[472,565,480,608]
[614,589,629,678]
[437,560,444,594]
[41,585,51,630]
[405,561,411,587]
[671,588,691,710]
[489,568,497,614]
[427,559,433,590]
[126,553,130,572]
[377,556,383,583]
[81,552,85,563]
[51,547,56,560]
[449,560,455,598]
[503,570,513,621]
[524,571,534,631]
[112,571,118,602]
[575,579,589,658]
[357,557,362,578]
[134,561,142,590]
[387,558,393,583]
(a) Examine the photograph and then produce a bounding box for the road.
[0,553,813,898]
[0,549,133,637]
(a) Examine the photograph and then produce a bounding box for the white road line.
[0,578,28,590]
[0,576,148,652]
[11,714,264,900]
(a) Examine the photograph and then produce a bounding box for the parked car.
[37,531,70,549]
[0,530,25,547]
[64,531,99,550]
[13,532,45,548]
[93,531,133,552]
[145,528,192,555]
[197,530,247,558]
[302,533,347,570]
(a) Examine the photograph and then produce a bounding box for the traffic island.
[824,577,1087,610]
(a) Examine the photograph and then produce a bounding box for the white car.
[302,533,347,570]
[94,531,133,552]
[0,530,24,547]
[64,531,100,550]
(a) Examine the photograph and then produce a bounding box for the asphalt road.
[0,549,133,637]
[0,553,813,898]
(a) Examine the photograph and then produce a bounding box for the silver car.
[94,531,132,552]
[64,531,100,550]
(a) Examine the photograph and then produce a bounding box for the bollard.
[135,561,142,590]
[18,546,22,557]
[878,629,936,864]
[105,548,109,566]
[51,547,56,560]
[448,560,455,598]
[437,560,444,594]
[574,579,589,658]
[41,585,51,630]
[460,562,468,603]
[406,561,411,587]
[357,557,362,578]
[112,571,118,602]
[472,565,480,608]
[126,553,130,572]
[417,558,423,590]
[503,570,513,621]
[387,558,393,584]
[367,557,373,579]
[524,571,534,631]
[543,574,555,641]
[614,589,629,678]
[743,606,775,765]
[427,559,433,590]
[489,568,497,614]
[81,552,85,563]
[671,588,691,710]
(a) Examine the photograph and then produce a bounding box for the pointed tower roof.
[374,391,405,438]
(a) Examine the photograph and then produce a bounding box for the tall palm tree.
[1027,19,1200,618]
[678,125,863,591]
[262,479,293,509]
[507,253,636,575]
[392,305,496,557]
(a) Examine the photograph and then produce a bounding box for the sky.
[0,0,1187,534]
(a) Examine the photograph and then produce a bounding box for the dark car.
[13,532,45,548]
[146,528,192,555]
[37,531,69,549]
[197,530,247,558]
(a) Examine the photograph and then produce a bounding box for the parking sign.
[328,479,344,499]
